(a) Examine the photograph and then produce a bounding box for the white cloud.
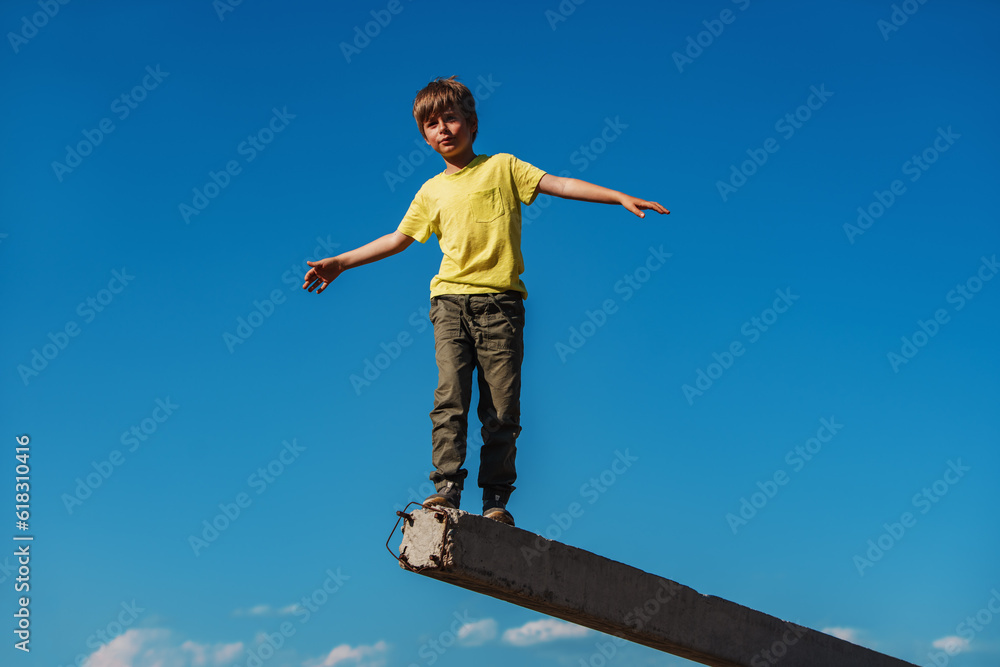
[303,640,389,667]
[86,629,164,667]
[822,627,860,643]
[82,625,386,667]
[84,629,244,667]
[456,618,497,646]
[233,603,300,617]
[212,642,244,664]
[181,640,209,666]
[502,619,589,647]
[932,636,970,654]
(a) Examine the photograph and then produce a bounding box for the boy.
[303,76,667,526]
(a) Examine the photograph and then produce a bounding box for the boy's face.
[422,107,476,158]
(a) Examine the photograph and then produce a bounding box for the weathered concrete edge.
[398,507,918,667]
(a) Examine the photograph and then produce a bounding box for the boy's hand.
[303,258,343,294]
[619,195,669,218]
[301,231,414,296]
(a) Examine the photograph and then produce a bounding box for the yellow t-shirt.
[397,153,546,299]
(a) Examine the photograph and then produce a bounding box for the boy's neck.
[442,148,478,175]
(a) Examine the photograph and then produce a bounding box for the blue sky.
[2,0,998,666]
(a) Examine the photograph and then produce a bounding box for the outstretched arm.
[303,230,414,294]
[536,173,669,218]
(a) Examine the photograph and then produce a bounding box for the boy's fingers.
[643,200,670,215]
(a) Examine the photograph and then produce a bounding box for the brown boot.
[423,481,461,509]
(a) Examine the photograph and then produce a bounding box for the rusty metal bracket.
[385,501,451,572]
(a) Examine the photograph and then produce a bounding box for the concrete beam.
[396,507,917,667]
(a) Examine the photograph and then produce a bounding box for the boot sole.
[424,496,458,510]
[483,508,515,526]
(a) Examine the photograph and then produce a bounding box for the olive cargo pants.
[428,290,524,501]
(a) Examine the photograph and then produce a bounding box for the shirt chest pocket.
[467,187,507,224]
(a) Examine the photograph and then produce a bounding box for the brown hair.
[412,75,478,142]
